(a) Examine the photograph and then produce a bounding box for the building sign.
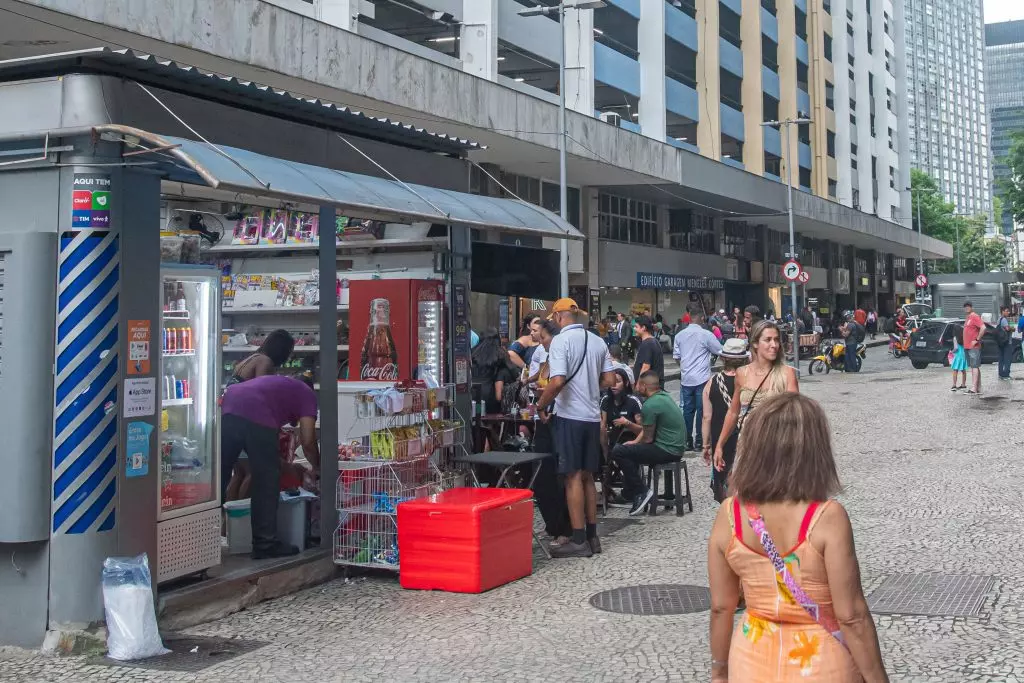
[71,173,112,229]
[636,272,725,291]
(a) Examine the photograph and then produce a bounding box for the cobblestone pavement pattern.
[3,348,1023,682]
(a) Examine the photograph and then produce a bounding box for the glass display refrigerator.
[156,266,222,583]
[345,279,446,384]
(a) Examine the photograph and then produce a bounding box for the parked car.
[908,318,1022,369]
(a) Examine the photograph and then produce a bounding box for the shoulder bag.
[743,502,849,651]
[735,369,772,433]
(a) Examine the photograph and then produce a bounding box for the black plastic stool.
[644,458,693,517]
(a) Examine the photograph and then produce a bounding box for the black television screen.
[471,242,560,300]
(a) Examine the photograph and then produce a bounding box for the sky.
[985,0,1024,24]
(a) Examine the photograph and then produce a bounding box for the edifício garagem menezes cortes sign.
[636,272,725,291]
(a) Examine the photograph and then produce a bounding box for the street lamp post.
[762,117,811,376]
[518,1,606,298]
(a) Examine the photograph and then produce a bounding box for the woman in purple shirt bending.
[221,374,320,559]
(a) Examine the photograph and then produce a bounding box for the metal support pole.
[784,122,799,376]
[558,4,570,298]
[915,191,923,278]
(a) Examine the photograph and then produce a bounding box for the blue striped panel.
[53,233,119,535]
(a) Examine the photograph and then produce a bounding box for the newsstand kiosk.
[0,67,581,648]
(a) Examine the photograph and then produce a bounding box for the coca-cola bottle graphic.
[360,298,399,380]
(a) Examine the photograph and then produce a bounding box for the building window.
[762,93,780,121]
[762,35,779,71]
[598,193,658,246]
[848,52,855,68]
[761,0,776,16]
[825,80,835,109]
[799,167,812,188]
[823,0,831,14]
[797,62,809,93]
[828,179,838,198]
[665,36,698,86]
[847,22,854,37]
[795,8,808,40]
[824,34,833,62]
[720,6,742,49]
[669,0,697,18]
[798,122,810,145]
[764,152,782,176]
[827,131,836,157]
[668,209,716,254]
[867,30,873,54]
[720,69,743,110]
[721,220,760,258]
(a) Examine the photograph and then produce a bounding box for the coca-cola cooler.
[347,279,446,384]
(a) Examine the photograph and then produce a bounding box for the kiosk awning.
[115,128,582,240]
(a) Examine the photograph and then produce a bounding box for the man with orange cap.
[536,298,617,558]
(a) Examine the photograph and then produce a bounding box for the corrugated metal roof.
[0,47,482,156]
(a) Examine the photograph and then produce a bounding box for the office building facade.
[904,0,991,218]
[986,20,1024,236]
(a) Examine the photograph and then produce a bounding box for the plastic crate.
[397,487,533,593]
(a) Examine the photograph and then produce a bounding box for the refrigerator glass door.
[417,299,443,384]
[158,268,220,520]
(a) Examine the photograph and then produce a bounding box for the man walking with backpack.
[997,305,1013,381]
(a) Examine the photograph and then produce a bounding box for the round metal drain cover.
[589,584,711,615]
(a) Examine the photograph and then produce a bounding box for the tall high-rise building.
[904,0,991,219]
[986,20,1024,236]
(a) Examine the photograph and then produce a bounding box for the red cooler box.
[398,488,533,593]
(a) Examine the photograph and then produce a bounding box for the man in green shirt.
[610,371,688,515]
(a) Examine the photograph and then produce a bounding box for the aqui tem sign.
[636,273,725,290]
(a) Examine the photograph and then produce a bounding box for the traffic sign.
[797,270,811,284]
[915,273,928,288]
[782,260,802,282]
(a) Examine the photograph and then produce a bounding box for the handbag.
[744,502,849,651]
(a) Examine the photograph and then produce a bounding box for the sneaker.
[966,390,979,395]
[607,492,631,507]
[252,542,300,560]
[950,386,959,392]
[549,540,594,559]
[589,536,602,555]
[629,488,655,516]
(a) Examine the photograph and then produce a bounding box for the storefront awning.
[117,128,582,240]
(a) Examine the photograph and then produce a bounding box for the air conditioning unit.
[599,111,622,127]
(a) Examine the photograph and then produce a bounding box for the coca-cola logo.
[361,363,399,381]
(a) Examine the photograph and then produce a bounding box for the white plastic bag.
[102,554,170,661]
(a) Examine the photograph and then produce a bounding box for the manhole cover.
[867,574,993,617]
[589,584,710,615]
[598,518,641,536]
[90,635,267,672]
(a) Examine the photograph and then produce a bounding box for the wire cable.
[334,134,449,219]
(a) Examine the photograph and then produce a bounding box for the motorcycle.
[888,330,912,358]
[809,339,866,374]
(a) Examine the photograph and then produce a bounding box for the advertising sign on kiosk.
[347,279,446,384]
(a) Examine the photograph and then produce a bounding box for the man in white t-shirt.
[536,298,616,558]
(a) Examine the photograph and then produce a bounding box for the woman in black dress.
[701,338,749,502]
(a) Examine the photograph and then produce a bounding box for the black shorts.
[553,416,601,475]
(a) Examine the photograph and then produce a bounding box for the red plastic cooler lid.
[398,487,531,513]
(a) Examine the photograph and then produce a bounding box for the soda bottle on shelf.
[360,298,399,381]
[175,283,187,312]
[167,327,177,354]
[182,327,192,353]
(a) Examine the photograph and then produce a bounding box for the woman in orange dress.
[707,393,888,683]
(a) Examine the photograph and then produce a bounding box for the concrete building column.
[759,225,770,309]
[776,0,800,187]
[741,0,765,174]
[461,0,498,80]
[584,188,601,291]
[848,244,859,308]
[870,249,880,313]
[638,0,667,141]
[696,0,722,158]
[565,7,596,115]
[824,238,836,315]
[315,0,357,31]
